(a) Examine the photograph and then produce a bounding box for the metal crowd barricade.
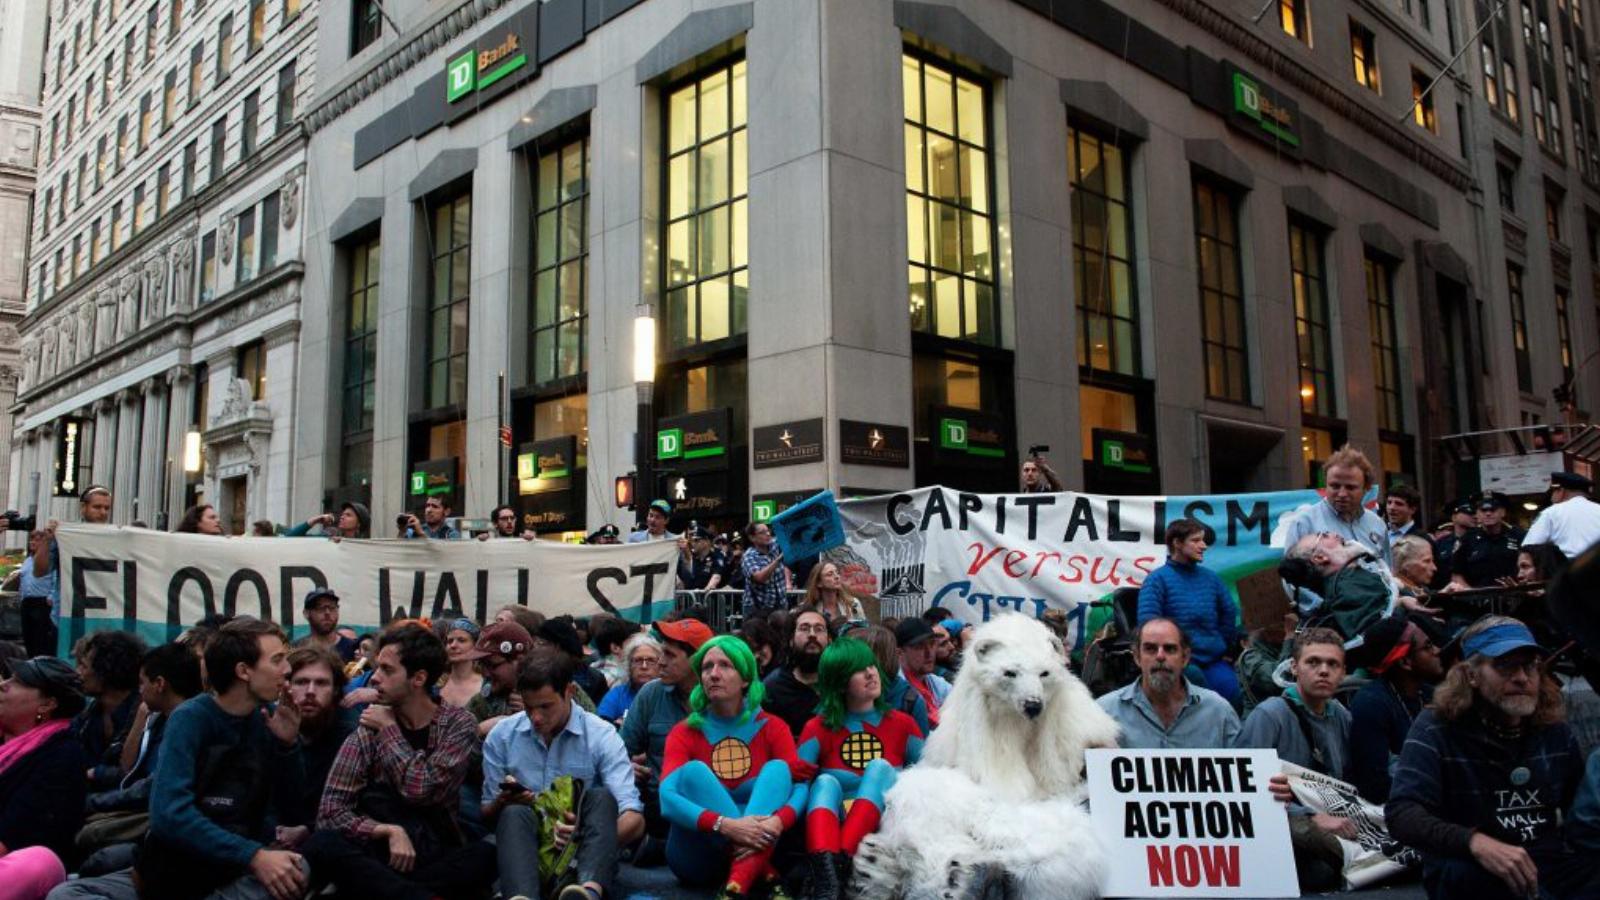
[671,589,808,633]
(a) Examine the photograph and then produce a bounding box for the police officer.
[1430,499,1476,589]
[676,524,729,591]
[587,524,621,545]
[1447,491,1526,588]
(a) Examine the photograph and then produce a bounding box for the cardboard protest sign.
[54,525,679,652]
[1087,748,1298,897]
[1282,762,1419,889]
[770,490,845,560]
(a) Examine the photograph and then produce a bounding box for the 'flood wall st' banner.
[827,485,1339,652]
[55,525,680,647]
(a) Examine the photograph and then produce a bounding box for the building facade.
[298,0,1580,537]
[10,0,317,532]
[0,0,50,520]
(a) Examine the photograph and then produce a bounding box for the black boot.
[830,852,852,897]
[806,850,842,900]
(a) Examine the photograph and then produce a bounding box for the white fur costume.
[852,614,1120,900]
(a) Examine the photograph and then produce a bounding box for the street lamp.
[634,305,656,521]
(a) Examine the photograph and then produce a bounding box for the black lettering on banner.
[1063,497,1099,542]
[957,493,982,531]
[630,563,670,617]
[1123,800,1254,839]
[1152,500,1168,537]
[167,567,214,634]
[586,567,626,615]
[887,494,916,535]
[70,557,119,643]
[1111,755,1134,792]
[1183,501,1217,544]
[518,568,530,606]
[994,496,1006,535]
[920,490,952,532]
[224,569,272,621]
[1107,500,1140,542]
[1227,500,1270,547]
[122,560,138,630]
[1013,495,1053,541]
[378,569,425,622]
[430,571,465,620]
[278,566,327,631]
[474,570,490,624]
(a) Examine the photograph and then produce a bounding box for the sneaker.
[556,886,601,900]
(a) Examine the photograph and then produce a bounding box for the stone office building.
[295,0,1596,537]
[9,0,316,532]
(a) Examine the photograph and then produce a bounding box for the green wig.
[815,636,890,730]
[686,635,765,729]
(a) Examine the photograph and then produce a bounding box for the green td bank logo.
[751,500,777,523]
[657,428,683,460]
[409,472,427,495]
[939,418,967,451]
[446,51,477,103]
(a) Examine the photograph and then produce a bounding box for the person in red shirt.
[658,636,810,897]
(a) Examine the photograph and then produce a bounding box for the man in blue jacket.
[1137,518,1241,702]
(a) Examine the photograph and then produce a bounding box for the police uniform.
[1450,524,1526,586]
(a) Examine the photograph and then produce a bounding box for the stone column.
[261,321,300,524]
[112,388,142,524]
[465,145,514,520]
[136,378,167,527]
[90,398,117,496]
[165,367,194,522]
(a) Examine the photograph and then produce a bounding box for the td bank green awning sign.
[1226,63,1302,152]
[448,33,528,103]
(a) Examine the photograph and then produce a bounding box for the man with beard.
[895,619,951,730]
[476,504,534,541]
[294,588,359,663]
[761,606,831,737]
[1284,531,1398,640]
[281,647,357,836]
[1282,445,1392,566]
[621,617,714,849]
[1346,615,1445,803]
[461,622,534,739]
[303,623,493,900]
[1388,617,1599,900]
[1097,618,1239,749]
[1235,628,1353,892]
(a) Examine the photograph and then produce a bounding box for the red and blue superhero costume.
[797,708,924,855]
[659,709,811,890]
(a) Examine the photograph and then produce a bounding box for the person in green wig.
[658,635,812,898]
[795,637,925,898]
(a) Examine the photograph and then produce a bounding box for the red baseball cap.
[462,622,533,660]
[653,618,714,651]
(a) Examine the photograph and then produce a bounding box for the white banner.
[828,485,1333,652]
[55,525,679,646]
[1282,762,1419,889]
[1087,748,1298,897]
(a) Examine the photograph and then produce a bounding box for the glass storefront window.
[1301,426,1336,487]
[531,135,589,386]
[1079,384,1138,462]
[427,193,472,408]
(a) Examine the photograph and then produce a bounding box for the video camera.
[2,510,38,531]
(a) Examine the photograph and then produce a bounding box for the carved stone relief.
[281,176,301,229]
[95,290,118,352]
[219,217,235,266]
[117,274,139,341]
[170,238,195,313]
[76,302,94,357]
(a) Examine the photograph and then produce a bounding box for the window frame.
[1068,121,1140,377]
[529,132,591,388]
[424,191,473,410]
[1193,175,1251,404]
[1289,217,1336,417]
[341,234,381,488]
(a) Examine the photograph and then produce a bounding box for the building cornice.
[305,0,516,134]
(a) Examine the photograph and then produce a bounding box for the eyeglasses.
[1489,656,1542,676]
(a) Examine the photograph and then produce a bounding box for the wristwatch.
[713,815,725,833]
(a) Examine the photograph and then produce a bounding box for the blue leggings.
[807,758,898,816]
[665,759,793,888]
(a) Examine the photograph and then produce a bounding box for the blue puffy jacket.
[1135,558,1239,664]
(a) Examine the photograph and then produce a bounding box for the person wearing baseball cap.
[621,616,715,851]
[1522,471,1600,559]
[295,588,359,662]
[463,621,536,735]
[1449,491,1527,588]
[1388,616,1599,899]
[1344,615,1445,803]
[677,524,729,592]
[586,523,621,545]
[894,618,952,729]
[628,499,676,543]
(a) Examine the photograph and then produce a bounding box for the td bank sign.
[447,32,528,103]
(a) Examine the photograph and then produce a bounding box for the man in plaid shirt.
[303,623,494,900]
[740,522,790,618]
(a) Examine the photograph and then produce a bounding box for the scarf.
[0,719,69,777]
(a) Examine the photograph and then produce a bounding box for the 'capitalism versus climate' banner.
[55,525,679,648]
[826,486,1341,652]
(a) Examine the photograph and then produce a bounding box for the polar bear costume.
[852,614,1120,900]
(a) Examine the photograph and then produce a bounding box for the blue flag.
[770,490,845,561]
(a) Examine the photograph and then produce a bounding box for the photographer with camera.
[396,496,459,540]
[284,501,371,541]
[1020,446,1062,494]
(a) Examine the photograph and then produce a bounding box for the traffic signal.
[614,474,636,510]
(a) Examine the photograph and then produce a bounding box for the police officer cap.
[1551,471,1593,492]
[1475,491,1511,510]
[586,524,620,543]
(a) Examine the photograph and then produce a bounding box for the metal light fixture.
[182,430,202,473]
[634,304,657,518]
[633,305,656,385]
